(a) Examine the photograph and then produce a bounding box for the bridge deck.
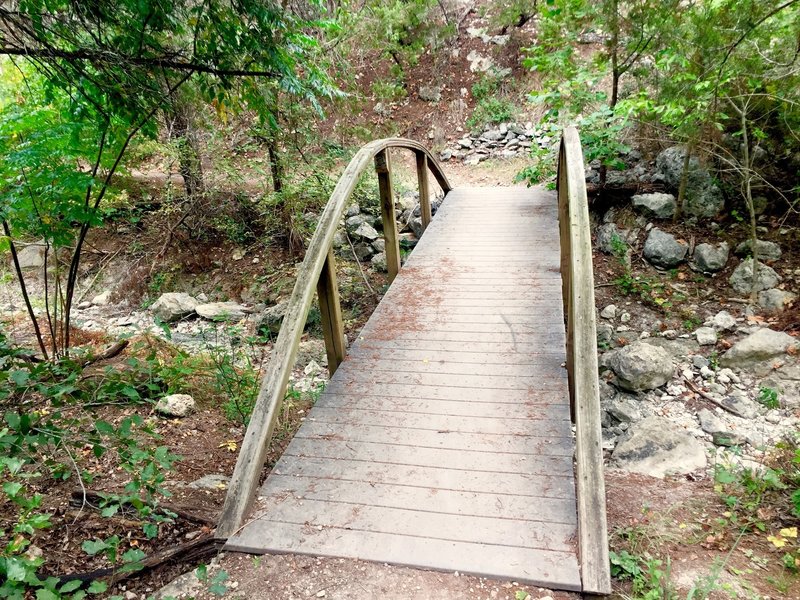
[227,187,581,590]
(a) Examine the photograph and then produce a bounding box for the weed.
[757,386,780,410]
[467,97,517,129]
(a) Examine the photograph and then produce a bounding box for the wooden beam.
[415,151,432,231]
[216,138,451,540]
[558,126,611,595]
[317,249,346,376]
[376,149,401,281]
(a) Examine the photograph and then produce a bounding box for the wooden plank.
[269,456,576,499]
[318,391,569,414]
[376,149,401,281]
[260,475,578,524]
[344,346,564,364]
[316,250,346,376]
[247,496,577,552]
[227,523,582,591]
[304,406,573,438]
[296,421,574,456]
[330,356,559,378]
[284,437,574,476]
[559,126,611,594]
[415,150,432,231]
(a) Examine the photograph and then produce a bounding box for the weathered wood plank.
[559,126,611,594]
[376,149,401,281]
[316,250,346,376]
[260,475,578,524]
[227,523,582,591]
[415,150,432,231]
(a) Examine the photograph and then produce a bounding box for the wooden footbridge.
[216,128,610,594]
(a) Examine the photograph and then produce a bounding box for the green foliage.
[467,97,517,130]
[758,387,780,410]
[0,330,181,597]
[609,550,674,599]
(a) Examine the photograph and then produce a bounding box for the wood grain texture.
[227,186,586,591]
[558,126,611,594]
[316,250,346,376]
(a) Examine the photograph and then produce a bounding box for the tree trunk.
[267,139,284,193]
[169,102,204,198]
[673,141,695,222]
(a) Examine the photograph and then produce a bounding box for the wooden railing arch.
[557,126,611,595]
[216,138,451,538]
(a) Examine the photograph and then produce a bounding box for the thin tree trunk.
[738,104,759,303]
[267,139,284,193]
[673,141,695,222]
[171,106,205,198]
[2,221,49,360]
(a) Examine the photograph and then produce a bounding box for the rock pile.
[438,122,548,165]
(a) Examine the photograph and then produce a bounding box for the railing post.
[557,145,576,423]
[375,149,401,281]
[415,150,432,231]
[316,249,346,376]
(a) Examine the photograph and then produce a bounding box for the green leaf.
[82,539,108,556]
[87,581,107,594]
[5,556,28,581]
[60,579,83,593]
[36,590,60,600]
[143,522,158,539]
[9,369,29,386]
[2,481,23,498]
[100,504,119,518]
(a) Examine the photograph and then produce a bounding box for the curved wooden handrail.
[557,126,611,595]
[216,138,451,538]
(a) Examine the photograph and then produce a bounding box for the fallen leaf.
[780,527,797,539]
[767,534,786,548]
[219,440,238,452]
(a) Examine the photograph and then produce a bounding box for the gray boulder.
[631,193,676,219]
[345,214,368,232]
[256,302,314,336]
[643,228,688,269]
[605,342,674,391]
[758,289,797,313]
[595,223,630,255]
[694,327,717,346]
[352,222,379,242]
[655,146,724,217]
[734,239,781,262]
[691,242,729,273]
[149,292,198,323]
[729,258,780,295]
[709,310,737,331]
[611,416,707,477]
[370,252,387,272]
[15,240,47,269]
[720,328,798,367]
[195,301,248,322]
[155,393,196,417]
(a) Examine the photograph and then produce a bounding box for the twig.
[346,231,376,296]
[63,443,87,522]
[683,376,742,418]
[76,247,124,304]
[81,340,129,367]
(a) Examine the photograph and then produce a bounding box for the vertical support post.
[316,249,346,376]
[557,145,576,423]
[375,149,401,281]
[415,150,432,232]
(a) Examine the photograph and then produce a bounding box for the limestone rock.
[729,259,780,295]
[607,396,643,423]
[758,289,796,313]
[371,252,387,272]
[149,292,198,323]
[631,193,676,219]
[612,417,707,477]
[14,240,46,269]
[654,146,724,218]
[352,222,379,242]
[605,342,674,391]
[596,223,630,255]
[697,409,726,435]
[91,290,112,306]
[256,302,314,336]
[720,328,798,367]
[694,327,717,346]
[734,239,781,262]
[691,242,729,273]
[195,301,248,322]
[643,228,688,269]
[600,304,617,320]
[709,310,737,331]
[188,474,229,490]
[155,393,195,417]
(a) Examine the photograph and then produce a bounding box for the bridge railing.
[557,126,611,595]
[215,138,451,538]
